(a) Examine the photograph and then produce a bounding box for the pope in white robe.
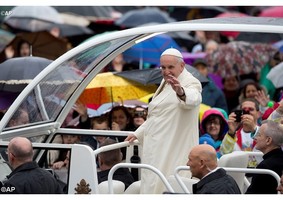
[126,48,202,194]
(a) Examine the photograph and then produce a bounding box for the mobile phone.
[234,110,242,122]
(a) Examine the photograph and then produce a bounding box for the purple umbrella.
[182,52,206,65]
[0,91,19,110]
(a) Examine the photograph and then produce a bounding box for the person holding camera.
[132,106,147,130]
[220,98,262,167]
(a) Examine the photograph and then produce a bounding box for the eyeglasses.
[207,120,220,126]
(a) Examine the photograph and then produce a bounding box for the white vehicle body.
[0,17,283,194]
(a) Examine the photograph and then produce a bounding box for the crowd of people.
[1,6,283,194]
[1,47,283,194]
[53,48,283,194]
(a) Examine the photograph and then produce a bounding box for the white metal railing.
[223,167,281,194]
[108,163,175,194]
[92,140,139,194]
[174,166,281,194]
[174,166,193,193]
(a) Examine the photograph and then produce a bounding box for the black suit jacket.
[98,167,135,190]
[193,168,241,194]
[246,148,283,194]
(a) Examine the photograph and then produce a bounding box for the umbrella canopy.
[123,34,182,66]
[3,6,63,32]
[169,6,228,21]
[0,56,52,92]
[235,32,283,43]
[116,68,161,85]
[206,41,278,77]
[215,12,248,39]
[78,72,157,105]
[137,23,197,52]
[1,31,68,61]
[86,99,148,117]
[115,7,175,28]
[53,6,122,18]
[4,6,63,26]
[259,6,283,18]
[139,93,154,103]
[182,52,206,65]
[267,62,283,88]
[115,64,209,87]
[118,99,148,108]
[273,40,283,50]
[3,6,94,38]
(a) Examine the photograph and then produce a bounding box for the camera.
[234,109,250,122]
[134,111,146,118]
[234,110,242,122]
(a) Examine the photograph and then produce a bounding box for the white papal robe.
[134,68,202,194]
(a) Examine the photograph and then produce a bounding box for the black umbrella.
[169,6,228,21]
[115,7,176,28]
[115,64,209,87]
[0,56,52,92]
[235,32,283,43]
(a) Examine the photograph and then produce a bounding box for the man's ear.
[181,61,185,69]
[199,159,206,169]
[266,136,272,146]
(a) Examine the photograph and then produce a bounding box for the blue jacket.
[202,79,228,113]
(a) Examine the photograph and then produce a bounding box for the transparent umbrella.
[267,62,283,88]
[3,6,93,37]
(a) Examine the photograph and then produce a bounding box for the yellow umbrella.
[79,72,157,105]
[139,93,154,103]
[199,103,211,122]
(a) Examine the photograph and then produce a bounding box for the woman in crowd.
[108,106,135,159]
[199,108,228,158]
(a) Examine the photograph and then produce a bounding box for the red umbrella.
[259,6,283,18]
[215,12,248,39]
